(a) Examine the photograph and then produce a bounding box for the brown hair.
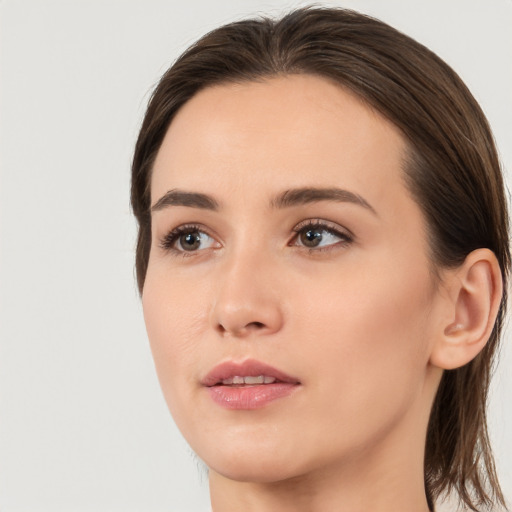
[131,7,510,511]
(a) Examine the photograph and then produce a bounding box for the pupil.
[181,232,201,250]
[302,229,322,247]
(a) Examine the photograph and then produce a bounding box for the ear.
[429,249,503,370]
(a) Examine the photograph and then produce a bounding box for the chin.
[208,454,304,484]
[194,433,311,484]
[203,442,328,484]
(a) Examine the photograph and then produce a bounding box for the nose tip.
[213,302,283,338]
[210,267,284,337]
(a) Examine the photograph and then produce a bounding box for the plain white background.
[0,1,510,511]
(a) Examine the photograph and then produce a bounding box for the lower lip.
[206,383,299,410]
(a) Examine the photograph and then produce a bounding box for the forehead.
[151,74,408,209]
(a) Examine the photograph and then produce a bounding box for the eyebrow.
[151,189,219,212]
[271,187,377,215]
[151,186,376,215]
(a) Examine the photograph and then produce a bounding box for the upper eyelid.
[162,219,351,235]
[292,219,354,237]
[164,223,215,238]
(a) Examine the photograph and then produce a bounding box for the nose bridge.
[210,239,283,337]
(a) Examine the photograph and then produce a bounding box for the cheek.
[142,269,210,409]
[297,260,434,421]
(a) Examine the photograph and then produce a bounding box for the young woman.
[131,7,509,512]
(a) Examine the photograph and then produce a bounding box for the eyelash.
[290,220,354,252]
[158,220,354,256]
[158,223,212,255]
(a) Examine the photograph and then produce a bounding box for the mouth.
[201,359,301,410]
[202,359,300,387]
[217,375,281,386]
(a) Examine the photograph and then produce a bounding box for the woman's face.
[143,75,444,483]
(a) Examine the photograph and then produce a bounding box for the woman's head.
[131,7,510,511]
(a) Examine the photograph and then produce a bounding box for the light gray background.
[1,1,510,511]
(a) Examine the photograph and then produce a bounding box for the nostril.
[216,320,267,336]
[249,321,265,329]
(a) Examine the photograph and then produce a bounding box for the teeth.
[221,375,277,386]
[244,376,264,385]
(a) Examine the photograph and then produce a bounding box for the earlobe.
[429,249,503,370]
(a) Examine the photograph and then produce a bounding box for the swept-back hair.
[131,7,510,511]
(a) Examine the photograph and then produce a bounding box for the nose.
[210,250,284,338]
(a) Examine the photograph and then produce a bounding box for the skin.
[142,75,498,512]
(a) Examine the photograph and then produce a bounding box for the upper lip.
[201,359,300,387]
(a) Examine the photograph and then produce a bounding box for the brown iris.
[180,231,202,251]
[300,229,323,248]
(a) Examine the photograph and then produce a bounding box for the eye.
[159,225,218,253]
[292,221,353,250]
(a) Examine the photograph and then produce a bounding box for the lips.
[201,359,300,387]
[201,359,301,410]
